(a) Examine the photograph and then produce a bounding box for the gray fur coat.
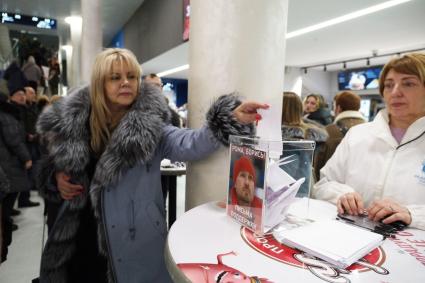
[36,83,254,283]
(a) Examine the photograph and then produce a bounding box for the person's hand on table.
[367,199,411,225]
[56,172,84,200]
[337,192,364,215]
[233,102,269,124]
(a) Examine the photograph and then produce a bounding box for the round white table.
[165,198,425,283]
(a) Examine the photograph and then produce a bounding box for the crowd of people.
[0,54,62,263]
[0,47,424,282]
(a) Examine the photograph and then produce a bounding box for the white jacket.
[313,109,425,230]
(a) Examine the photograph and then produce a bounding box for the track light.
[299,47,425,72]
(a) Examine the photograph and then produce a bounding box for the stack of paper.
[279,220,384,268]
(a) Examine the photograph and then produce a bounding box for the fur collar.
[281,123,328,142]
[334,110,366,123]
[37,83,170,175]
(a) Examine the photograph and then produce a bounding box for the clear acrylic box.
[226,135,315,235]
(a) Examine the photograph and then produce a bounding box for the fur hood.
[281,123,328,143]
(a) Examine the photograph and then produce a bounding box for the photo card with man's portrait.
[227,144,267,234]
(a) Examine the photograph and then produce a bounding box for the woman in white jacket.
[313,53,425,230]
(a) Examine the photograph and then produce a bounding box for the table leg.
[168,176,177,228]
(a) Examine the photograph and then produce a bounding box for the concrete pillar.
[81,0,103,84]
[67,17,82,88]
[186,0,289,210]
[0,25,12,67]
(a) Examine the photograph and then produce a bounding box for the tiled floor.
[0,176,186,282]
[0,192,45,283]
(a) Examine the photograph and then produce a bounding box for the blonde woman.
[36,48,267,283]
[303,93,333,125]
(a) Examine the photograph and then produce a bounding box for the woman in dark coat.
[303,94,333,126]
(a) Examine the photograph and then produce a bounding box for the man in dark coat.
[16,84,40,207]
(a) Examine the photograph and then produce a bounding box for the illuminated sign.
[1,12,56,30]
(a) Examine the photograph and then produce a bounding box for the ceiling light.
[157,64,189,77]
[343,62,347,69]
[61,45,73,54]
[286,0,412,39]
[323,65,327,72]
[366,58,370,66]
[64,16,82,26]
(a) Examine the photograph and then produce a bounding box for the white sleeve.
[312,131,356,204]
[406,205,425,231]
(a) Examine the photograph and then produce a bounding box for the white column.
[186,0,289,209]
[81,0,103,84]
[0,25,12,66]
[67,17,82,88]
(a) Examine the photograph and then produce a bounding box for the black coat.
[0,165,10,201]
[306,107,333,126]
[0,101,31,193]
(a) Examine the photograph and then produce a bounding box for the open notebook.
[279,219,384,268]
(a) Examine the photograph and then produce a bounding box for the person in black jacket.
[16,84,41,208]
[303,94,333,126]
[0,87,32,260]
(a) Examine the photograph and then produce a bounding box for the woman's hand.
[336,192,365,215]
[367,199,411,225]
[233,102,269,124]
[56,172,84,200]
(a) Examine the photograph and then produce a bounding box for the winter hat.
[233,156,256,184]
[8,80,25,96]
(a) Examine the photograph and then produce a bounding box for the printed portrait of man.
[230,156,262,208]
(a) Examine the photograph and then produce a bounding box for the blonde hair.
[90,48,142,154]
[304,94,321,110]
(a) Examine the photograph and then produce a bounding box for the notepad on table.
[279,219,384,268]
